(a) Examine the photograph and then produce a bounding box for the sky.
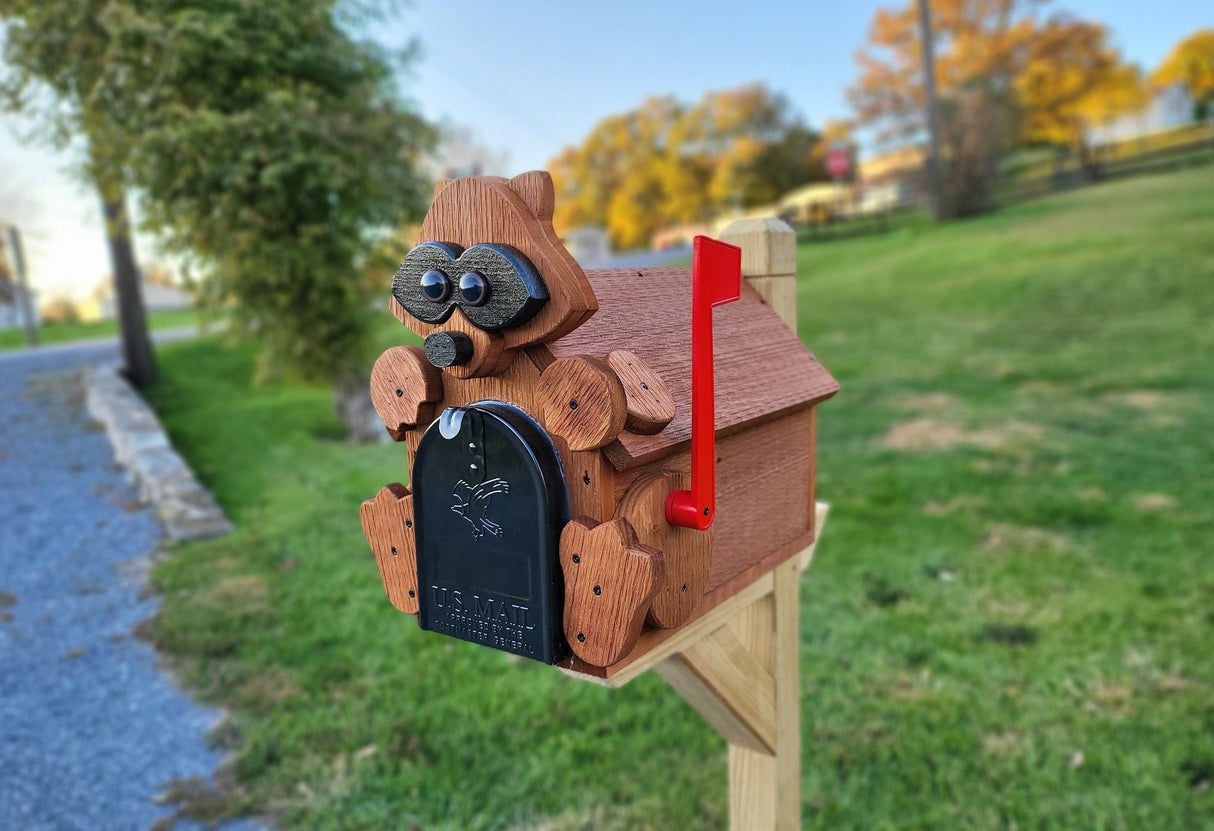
[0,0,1209,301]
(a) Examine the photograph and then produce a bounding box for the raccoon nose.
[424,331,474,368]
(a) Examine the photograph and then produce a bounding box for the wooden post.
[654,217,807,830]
[4,225,39,348]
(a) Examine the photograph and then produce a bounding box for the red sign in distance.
[827,145,850,180]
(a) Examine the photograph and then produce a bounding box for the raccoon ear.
[506,171,555,223]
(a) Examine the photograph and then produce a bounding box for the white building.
[0,278,38,329]
[100,278,192,318]
[563,226,612,268]
[1088,83,1196,145]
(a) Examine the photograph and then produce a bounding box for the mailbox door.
[413,402,571,663]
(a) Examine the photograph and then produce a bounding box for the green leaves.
[1,0,434,384]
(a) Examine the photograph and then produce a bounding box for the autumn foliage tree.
[1015,18,1145,151]
[1153,28,1214,119]
[850,0,1143,217]
[550,84,823,249]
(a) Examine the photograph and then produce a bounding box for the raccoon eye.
[458,271,489,306]
[420,269,450,302]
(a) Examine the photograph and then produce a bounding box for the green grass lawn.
[142,166,1214,830]
[0,306,213,350]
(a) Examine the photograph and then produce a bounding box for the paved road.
[0,336,263,831]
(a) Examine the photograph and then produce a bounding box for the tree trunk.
[333,368,389,444]
[100,187,157,387]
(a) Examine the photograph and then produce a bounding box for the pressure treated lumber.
[655,624,776,754]
[728,556,801,830]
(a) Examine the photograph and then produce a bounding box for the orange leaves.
[851,1,1144,149]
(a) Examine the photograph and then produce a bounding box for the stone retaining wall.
[84,365,233,542]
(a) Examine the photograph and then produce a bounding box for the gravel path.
[0,340,264,831]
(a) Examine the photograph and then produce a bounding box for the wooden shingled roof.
[546,267,839,471]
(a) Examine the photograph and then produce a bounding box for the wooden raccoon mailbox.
[361,170,837,826]
[361,170,837,671]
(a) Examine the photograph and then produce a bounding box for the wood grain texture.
[806,407,817,542]
[616,409,815,593]
[566,448,615,525]
[560,518,664,667]
[369,346,443,438]
[505,170,556,223]
[439,347,546,415]
[412,173,597,349]
[559,503,827,685]
[607,350,676,434]
[718,216,797,278]
[549,269,837,471]
[615,471,711,629]
[744,275,797,332]
[729,557,802,831]
[656,625,777,754]
[561,558,777,685]
[389,302,507,380]
[359,484,419,614]
[535,355,627,451]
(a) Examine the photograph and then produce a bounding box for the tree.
[551,84,821,249]
[551,95,687,250]
[1015,18,1145,153]
[1,0,158,385]
[120,2,432,409]
[850,1,1141,216]
[851,0,1036,216]
[1154,28,1214,119]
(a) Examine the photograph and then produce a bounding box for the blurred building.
[0,273,38,329]
[1087,82,1196,145]
[563,226,612,267]
[652,224,709,251]
[99,276,192,319]
[779,182,852,224]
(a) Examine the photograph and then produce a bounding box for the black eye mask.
[392,242,549,332]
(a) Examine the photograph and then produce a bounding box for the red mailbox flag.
[666,235,741,531]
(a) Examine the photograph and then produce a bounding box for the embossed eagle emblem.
[451,478,509,540]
